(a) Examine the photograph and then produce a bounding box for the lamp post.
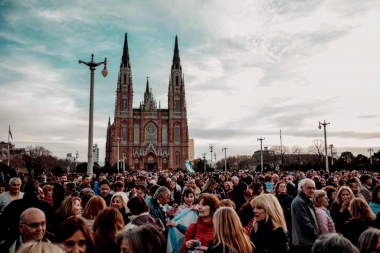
[329,144,334,165]
[115,137,121,172]
[79,54,108,176]
[214,153,217,169]
[202,153,207,172]
[222,147,228,172]
[368,148,374,165]
[209,144,214,168]
[75,151,79,172]
[122,153,126,174]
[319,120,330,172]
[257,137,265,172]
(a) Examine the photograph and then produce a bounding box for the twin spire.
[121,33,181,70]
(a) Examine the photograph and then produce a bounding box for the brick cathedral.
[105,34,189,170]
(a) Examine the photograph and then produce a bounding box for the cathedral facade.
[105,34,189,171]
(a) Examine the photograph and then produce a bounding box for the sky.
[0,0,379,165]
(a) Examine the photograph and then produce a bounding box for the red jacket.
[180,217,214,252]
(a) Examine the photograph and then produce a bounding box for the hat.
[360,174,372,183]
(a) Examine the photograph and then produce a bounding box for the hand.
[166,209,175,217]
[185,239,197,249]
[191,205,199,211]
[167,220,177,227]
[172,203,179,209]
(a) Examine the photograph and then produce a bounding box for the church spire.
[121,33,131,68]
[172,35,181,70]
[108,116,111,127]
[145,77,149,94]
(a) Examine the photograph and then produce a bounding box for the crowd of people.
[0,169,380,253]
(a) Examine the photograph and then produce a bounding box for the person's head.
[197,193,221,218]
[82,196,106,220]
[113,181,124,192]
[98,180,111,197]
[312,233,359,253]
[82,176,91,187]
[336,186,354,205]
[8,177,21,195]
[153,186,170,205]
[118,225,166,253]
[349,197,376,222]
[0,184,6,194]
[327,177,339,187]
[19,208,46,243]
[220,199,236,209]
[79,188,95,209]
[17,242,65,253]
[223,181,233,192]
[231,176,239,186]
[57,197,82,217]
[203,178,218,191]
[360,174,373,186]
[252,182,264,196]
[212,207,254,253]
[274,181,287,195]
[272,174,279,184]
[55,217,95,253]
[348,179,361,196]
[23,179,39,199]
[250,194,287,231]
[180,188,196,206]
[93,207,124,241]
[313,190,329,208]
[42,184,54,197]
[168,181,177,191]
[238,202,254,227]
[127,196,150,215]
[298,178,316,198]
[358,228,380,253]
[372,185,380,205]
[111,192,129,212]
[64,183,76,195]
[324,186,337,203]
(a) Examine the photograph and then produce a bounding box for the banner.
[185,160,195,173]
[167,209,199,253]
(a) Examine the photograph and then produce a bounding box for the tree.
[338,151,355,164]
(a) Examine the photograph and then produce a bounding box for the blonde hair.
[220,199,236,209]
[82,196,106,220]
[349,197,376,222]
[212,207,254,253]
[313,190,327,208]
[111,192,130,213]
[250,194,287,232]
[17,242,65,253]
[336,186,354,205]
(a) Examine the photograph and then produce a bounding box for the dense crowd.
[0,169,380,253]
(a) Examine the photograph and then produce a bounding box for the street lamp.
[257,137,265,172]
[202,153,207,172]
[319,120,330,172]
[209,144,214,168]
[329,144,334,165]
[115,137,121,172]
[222,147,228,172]
[74,151,79,172]
[368,148,374,165]
[79,54,108,176]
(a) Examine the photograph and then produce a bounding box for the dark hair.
[180,188,196,205]
[99,179,111,188]
[65,182,76,191]
[55,217,95,253]
[23,179,39,199]
[252,183,264,195]
[127,196,150,215]
[372,185,380,205]
[239,202,254,226]
[149,184,160,196]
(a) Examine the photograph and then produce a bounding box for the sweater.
[315,207,336,234]
[0,191,24,212]
[180,217,214,253]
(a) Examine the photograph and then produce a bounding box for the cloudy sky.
[1,0,379,164]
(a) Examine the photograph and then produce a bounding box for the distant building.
[93,144,99,164]
[66,153,75,162]
[105,34,189,170]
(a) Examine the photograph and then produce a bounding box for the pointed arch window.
[134,123,140,144]
[174,96,180,112]
[145,122,157,145]
[122,99,128,111]
[122,123,128,144]
[176,76,179,86]
[175,152,180,166]
[162,124,168,145]
[174,124,180,145]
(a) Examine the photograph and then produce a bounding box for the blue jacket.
[369,201,380,215]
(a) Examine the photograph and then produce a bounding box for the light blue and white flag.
[185,160,195,173]
[167,209,199,253]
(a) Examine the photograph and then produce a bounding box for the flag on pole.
[9,125,13,139]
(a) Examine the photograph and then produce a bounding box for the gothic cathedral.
[105,34,189,171]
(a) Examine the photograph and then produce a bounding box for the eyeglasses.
[306,186,316,190]
[21,221,46,228]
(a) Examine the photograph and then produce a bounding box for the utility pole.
[202,153,207,172]
[222,147,228,172]
[319,120,330,172]
[214,153,217,169]
[257,137,265,173]
[209,144,214,168]
[329,144,334,165]
[368,148,374,165]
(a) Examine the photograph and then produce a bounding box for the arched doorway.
[145,153,157,170]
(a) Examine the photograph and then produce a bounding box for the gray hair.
[153,186,169,199]
[358,228,380,253]
[298,178,314,191]
[231,176,239,181]
[312,233,359,253]
[9,177,21,185]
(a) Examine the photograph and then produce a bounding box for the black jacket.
[250,222,289,253]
